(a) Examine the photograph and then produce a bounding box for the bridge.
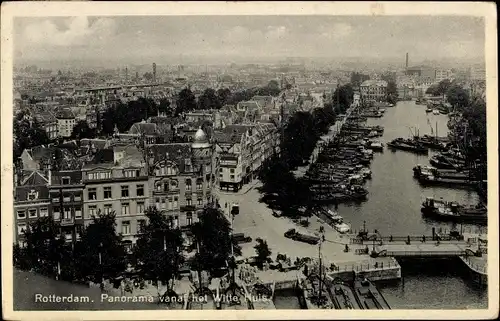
[350,236,481,258]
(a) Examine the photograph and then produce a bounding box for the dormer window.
[27,190,38,201]
[62,177,70,185]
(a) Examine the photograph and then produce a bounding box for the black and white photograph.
[1,1,498,320]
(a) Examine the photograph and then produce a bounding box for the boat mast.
[318,231,323,306]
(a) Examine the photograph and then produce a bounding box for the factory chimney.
[405,53,409,70]
[152,63,157,83]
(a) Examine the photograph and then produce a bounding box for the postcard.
[1,1,498,320]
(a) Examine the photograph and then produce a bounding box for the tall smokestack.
[152,63,157,83]
[405,53,409,69]
[125,67,128,84]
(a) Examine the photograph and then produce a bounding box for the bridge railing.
[461,256,487,275]
[386,251,466,257]
[330,259,399,273]
[350,235,465,244]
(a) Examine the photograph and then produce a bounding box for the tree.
[437,79,452,99]
[197,88,221,110]
[132,207,184,297]
[332,84,354,113]
[75,211,127,283]
[254,238,272,269]
[158,98,171,115]
[216,88,232,107]
[446,84,470,110]
[71,120,95,140]
[21,217,66,278]
[350,72,370,88]
[190,207,236,274]
[175,88,197,116]
[143,72,154,82]
[386,81,398,104]
[425,84,439,96]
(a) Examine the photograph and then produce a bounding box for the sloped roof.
[21,170,49,186]
[129,122,158,135]
[147,143,192,171]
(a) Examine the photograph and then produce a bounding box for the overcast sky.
[14,16,485,64]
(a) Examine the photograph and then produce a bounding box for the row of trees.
[14,206,240,293]
[257,84,355,218]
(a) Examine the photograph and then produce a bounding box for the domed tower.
[191,127,215,204]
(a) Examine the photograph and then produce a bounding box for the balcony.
[61,218,75,226]
[180,205,196,212]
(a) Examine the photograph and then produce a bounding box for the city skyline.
[14,16,485,66]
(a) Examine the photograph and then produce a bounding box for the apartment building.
[82,145,150,251]
[56,109,77,138]
[214,122,279,192]
[14,170,51,246]
[148,128,216,243]
[435,69,453,82]
[360,80,388,103]
[48,169,84,244]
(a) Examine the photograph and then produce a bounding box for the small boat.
[387,138,428,155]
[353,278,391,310]
[366,141,384,151]
[301,274,335,309]
[425,107,433,113]
[421,197,487,224]
[331,281,362,309]
[417,174,479,188]
[334,222,351,234]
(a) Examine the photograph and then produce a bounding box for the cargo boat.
[365,140,384,151]
[387,138,429,155]
[300,275,334,309]
[421,197,487,224]
[353,278,391,310]
[331,282,362,309]
[417,174,478,188]
[413,165,470,180]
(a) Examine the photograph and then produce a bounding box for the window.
[124,170,136,178]
[52,196,60,203]
[173,216,179,229]
[137,219,146,234]
[155,197,160,209]
[104,187,112,199]
[122,221,131,235]
[161,197,166,210]
[167,198,172,210]
[164,183,169,192]
[170,180,178,189]
[63,194,71,202]
[197,198,203,206]
[28,209,37,218]
[230,169,235,173]
[88,188,97,200]
[53,208,60,220]
[197,179,203,190]
[88,205,97,217]
[17,223,27,235]
[17,210,26,219]
[121,186,129,198]
[121,202,130,215]
[137,202,145,214]
[219,174,223,178]
[230,175,235,180]
[186,212,193,225]
[185,179,192,190]
[103,204,112,215]
[62,177,70,185]
[219,168,223,172]
[75,207,82,218]
[74,195,81,201]
[173,196,178,209]
[64,208,71,219]
[136,184,144,196]
[40,208,48,217]
[186,199,192,206]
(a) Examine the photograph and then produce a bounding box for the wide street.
[214,180,363,266]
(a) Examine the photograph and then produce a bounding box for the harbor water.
[273,100,488,309]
